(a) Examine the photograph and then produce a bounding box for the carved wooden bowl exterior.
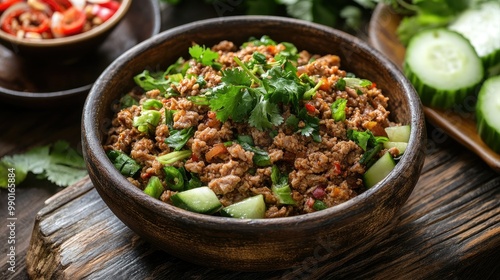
[82,16,426,271]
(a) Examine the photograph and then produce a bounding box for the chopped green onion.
[331,98,347,122]
[313,200,327,211]
[164,166,185,191]
[133,110,161,134]
[142,99,163,110]
[106,150,141,177]
[144,176,164,198]
[156,150,192,165]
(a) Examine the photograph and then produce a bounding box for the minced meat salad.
[104,36,409,219]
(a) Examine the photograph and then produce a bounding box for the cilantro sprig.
[0,141,88,188]
[191,37,321,140]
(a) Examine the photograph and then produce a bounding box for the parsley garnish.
[0,141,88,188]
[189,45,222,70]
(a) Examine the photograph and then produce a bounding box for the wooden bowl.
[0,0,131,61]
[82,16,427,271]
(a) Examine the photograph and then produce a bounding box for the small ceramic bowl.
[82,16,427,271]
[0,0,131,61]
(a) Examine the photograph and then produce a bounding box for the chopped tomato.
[40,0,72,12]
[333,161,342,176]
[1,7,50,35]
[305,103,315,113]
[52,6,86,36]
[319,77,330,91]
[205,143,227,162]
[0,0,22,12]
[92,4,115,21]
[99,0,120,11]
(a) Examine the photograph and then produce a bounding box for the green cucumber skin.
[170,187,222,214]
[404,61,481,109]
[476,76,500,153]
[363,152,396,189]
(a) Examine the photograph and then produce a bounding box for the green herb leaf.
[249,96,283,131]
[165,127,195,151]
[0,141,87,187]
[189,45,221,69]
[331,98,348,122]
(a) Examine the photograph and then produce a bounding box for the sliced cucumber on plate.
[404,28,484,109]
[476,76,500,153]
[448,1,500,69]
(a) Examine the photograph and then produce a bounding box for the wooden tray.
[368,4,500,173]
[25,141,500,279]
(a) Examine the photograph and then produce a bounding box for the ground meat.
[105,37,398,218]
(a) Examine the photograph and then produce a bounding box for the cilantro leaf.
[262,65,305,111]
[189,45,221,69]
[165,127,195,151]
[331,98,348,122]
[221,68,252,86]
[209,85,247,123]
[249,96,283,131]
[297,108,321,142]
[0,141,87,187]
[347,129,388,151]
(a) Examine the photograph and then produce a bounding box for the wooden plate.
[0,0,161,108]
[369,4,500,173]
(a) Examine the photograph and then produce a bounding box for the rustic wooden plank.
[25,138,500,279]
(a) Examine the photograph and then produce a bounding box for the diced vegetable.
[363,152,396,188]
[383,142,408,156]
[384,125,411,143]
[475,75,500,153]
[170,187,222,214]
[156,150,192,165]
[221,194,266,219]
[270,165,295,205]
[143,176,163,199]
[133,110,161,134]
[163,166,184,191]
[404,28,484,109]
[106,150,141,177]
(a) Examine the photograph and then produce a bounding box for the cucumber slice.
[363,152,396,188]
[404,28,484,109]
[383,141,408,156]
[449,2,500,69]
[221,194,266,219]
[170,187,222,214]
[384,125,411,143]
[476,75,500,153]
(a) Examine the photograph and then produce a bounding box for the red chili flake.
[370,82,377,89]
[207,111,216,119]
[312,186,326,199]
[191,154,199,162]
[305,103,315,113]
[333,161,342,176]
[306,197,315,208]
[141,172,152,180]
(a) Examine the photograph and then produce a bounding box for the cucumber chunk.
[476,76,500,153]
[363,152,396,188]
[449,2,500,69]
[404,28,484,109]
[171,187,222,214]
[384,125,411,143]
[221,194,266,219]
[383,141,408,156]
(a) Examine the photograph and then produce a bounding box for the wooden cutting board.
[26,141,500,279]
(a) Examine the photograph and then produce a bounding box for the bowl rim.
[83,15,425,229]
[0,0,132,47]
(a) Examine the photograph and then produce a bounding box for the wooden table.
[1,2,500,279]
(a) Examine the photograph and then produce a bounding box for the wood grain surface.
[1,2,500,279]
